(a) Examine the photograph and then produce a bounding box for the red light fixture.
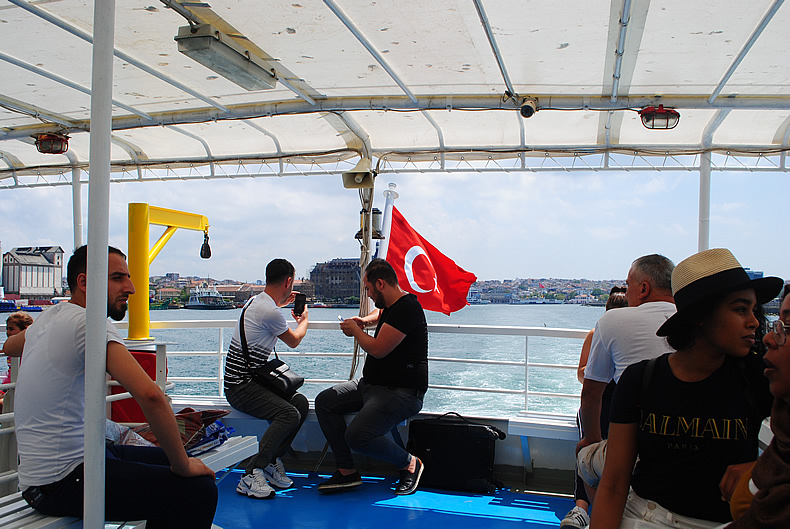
[34,133,70,154]
[639,105,680,130]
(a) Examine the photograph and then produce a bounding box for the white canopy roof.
[1,0,789,185]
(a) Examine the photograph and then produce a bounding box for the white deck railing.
[111,319,588,412]
[0,319,588,494]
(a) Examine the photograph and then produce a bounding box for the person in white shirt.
[2,245,217,528]
[223,258,309,499]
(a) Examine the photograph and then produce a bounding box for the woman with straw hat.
[589,248,782,529]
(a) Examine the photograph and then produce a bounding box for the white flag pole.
[377,182,399,260]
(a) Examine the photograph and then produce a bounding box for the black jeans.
[23,445,217,529]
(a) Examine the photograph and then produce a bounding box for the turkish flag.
[385,207,477,315]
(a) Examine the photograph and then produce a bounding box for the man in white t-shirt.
[577,254,676,453]
[223,258,309,499]
[1,245,217,528]
[561,255,676,529]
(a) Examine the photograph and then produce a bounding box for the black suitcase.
[407,412,506,493]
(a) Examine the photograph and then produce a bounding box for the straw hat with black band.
[657,248,783,337]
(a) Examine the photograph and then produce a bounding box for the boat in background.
[184,283,235,310]
[150,299,182,310]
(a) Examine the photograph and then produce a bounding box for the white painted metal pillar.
[84,0,115,526]
[65,151,83,250]
[698,152,711,252]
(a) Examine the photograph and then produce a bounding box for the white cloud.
[2,169,789,283]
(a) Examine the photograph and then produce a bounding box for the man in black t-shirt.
[315,258,428,495]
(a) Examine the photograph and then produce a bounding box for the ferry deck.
[212,469,572,529]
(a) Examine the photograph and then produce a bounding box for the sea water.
[141,304,605,417]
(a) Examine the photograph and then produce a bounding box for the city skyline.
[2,169,788,285]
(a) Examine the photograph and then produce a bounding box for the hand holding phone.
[293,293,306,316]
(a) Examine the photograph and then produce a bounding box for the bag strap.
[238,299,253,371]
[238,297,279,373]
[640,356,658,407]
[434,411,506,440]
[437,411,468,422]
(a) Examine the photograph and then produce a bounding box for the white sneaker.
[263,458,294,489]
[236,468,276,499]
[560,506,590,529]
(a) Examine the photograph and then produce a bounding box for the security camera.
[520,97,538,118]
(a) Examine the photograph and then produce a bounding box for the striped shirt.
[223,293,288,387]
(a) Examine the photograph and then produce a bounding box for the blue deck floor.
[213,469,573,529]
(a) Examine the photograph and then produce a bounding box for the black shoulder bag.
[239,300,304,399]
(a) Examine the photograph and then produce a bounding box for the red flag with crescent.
[385,207,477,315]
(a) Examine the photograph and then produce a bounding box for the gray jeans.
[315,379,424,470]
[225,380,308,474]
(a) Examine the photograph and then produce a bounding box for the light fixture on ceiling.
[34,133,69,154]
[175,24,277,91]
[639,105,680,130]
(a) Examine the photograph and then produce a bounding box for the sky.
[1,168,788,284]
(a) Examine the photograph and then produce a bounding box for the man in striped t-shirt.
[224,258,309,499]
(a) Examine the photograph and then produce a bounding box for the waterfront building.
[293,279,315,300]
[485,288,512,304]
[1,246,64,299]
[214,283,244,301]
[155,287,181,301]
[310,258,361,302]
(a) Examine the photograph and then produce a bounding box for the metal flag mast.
[376,182,400,261]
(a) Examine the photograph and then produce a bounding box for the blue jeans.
[315,379,423,470]
[24,445,217,528]
[225,380,308,473]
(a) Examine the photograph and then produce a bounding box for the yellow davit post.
[128,203,210,340]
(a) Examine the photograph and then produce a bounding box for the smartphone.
[293,293,306,316]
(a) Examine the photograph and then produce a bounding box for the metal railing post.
[218,326,225,395]
[524,336,529,411]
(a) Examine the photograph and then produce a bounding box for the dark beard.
[107,301,127,321]
[373,294,386,309]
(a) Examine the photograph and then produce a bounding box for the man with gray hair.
[578,254,676,451]
[564,254,676,528]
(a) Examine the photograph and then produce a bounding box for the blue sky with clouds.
[1,169,788,283]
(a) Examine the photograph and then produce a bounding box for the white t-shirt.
[584,301,676,384]
[223,293,289,386]
[14,302,124,487]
